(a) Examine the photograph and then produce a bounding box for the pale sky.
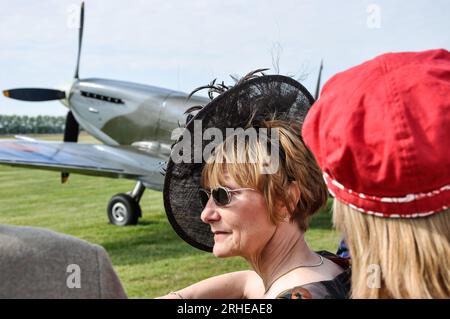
[0,0,449,115]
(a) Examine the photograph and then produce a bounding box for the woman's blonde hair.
[333,199,450,298]
[201,119,328,232]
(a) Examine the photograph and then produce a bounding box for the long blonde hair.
[333,199,450,298]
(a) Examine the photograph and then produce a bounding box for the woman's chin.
[212,244,236,258]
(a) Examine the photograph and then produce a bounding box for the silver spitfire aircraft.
[0,3,208,226]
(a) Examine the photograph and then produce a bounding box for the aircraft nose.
[57,81,75,107]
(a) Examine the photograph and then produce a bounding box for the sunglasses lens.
[212,187,230,206]
[199,190,210,208]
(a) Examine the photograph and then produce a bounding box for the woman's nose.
[200,199,221,224]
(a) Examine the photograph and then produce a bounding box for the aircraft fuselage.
[68,78,209,158]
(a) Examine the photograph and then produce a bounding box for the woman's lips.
[213,231,230,239]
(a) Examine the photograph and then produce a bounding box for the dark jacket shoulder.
[0,224,126,299]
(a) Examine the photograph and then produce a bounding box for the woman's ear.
[277,182,301,221]
[288,182,301,205]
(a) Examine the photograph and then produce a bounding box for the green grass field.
[0,133,340,298]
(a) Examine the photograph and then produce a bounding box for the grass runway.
[0,133,340,298]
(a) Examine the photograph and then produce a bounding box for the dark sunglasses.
[198,186,255,208]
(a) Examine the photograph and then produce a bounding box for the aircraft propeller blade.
[61,111,80,183]
[3,88,65,102]
[64,1,84,182]
[314,59,324,101]
[74,2,84,79]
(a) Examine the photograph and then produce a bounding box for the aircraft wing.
[0,139,166,191]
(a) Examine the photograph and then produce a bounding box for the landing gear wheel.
[107,193,141,226]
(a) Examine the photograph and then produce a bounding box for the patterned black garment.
[276,251,351,299]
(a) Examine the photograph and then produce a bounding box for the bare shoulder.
[289,255,346,284]
[321,255,346,277]
[242,270,265,299]
[270,254,350,299]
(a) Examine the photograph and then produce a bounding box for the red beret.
[303,49,450,218]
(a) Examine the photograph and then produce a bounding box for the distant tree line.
[0,115,66,134]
